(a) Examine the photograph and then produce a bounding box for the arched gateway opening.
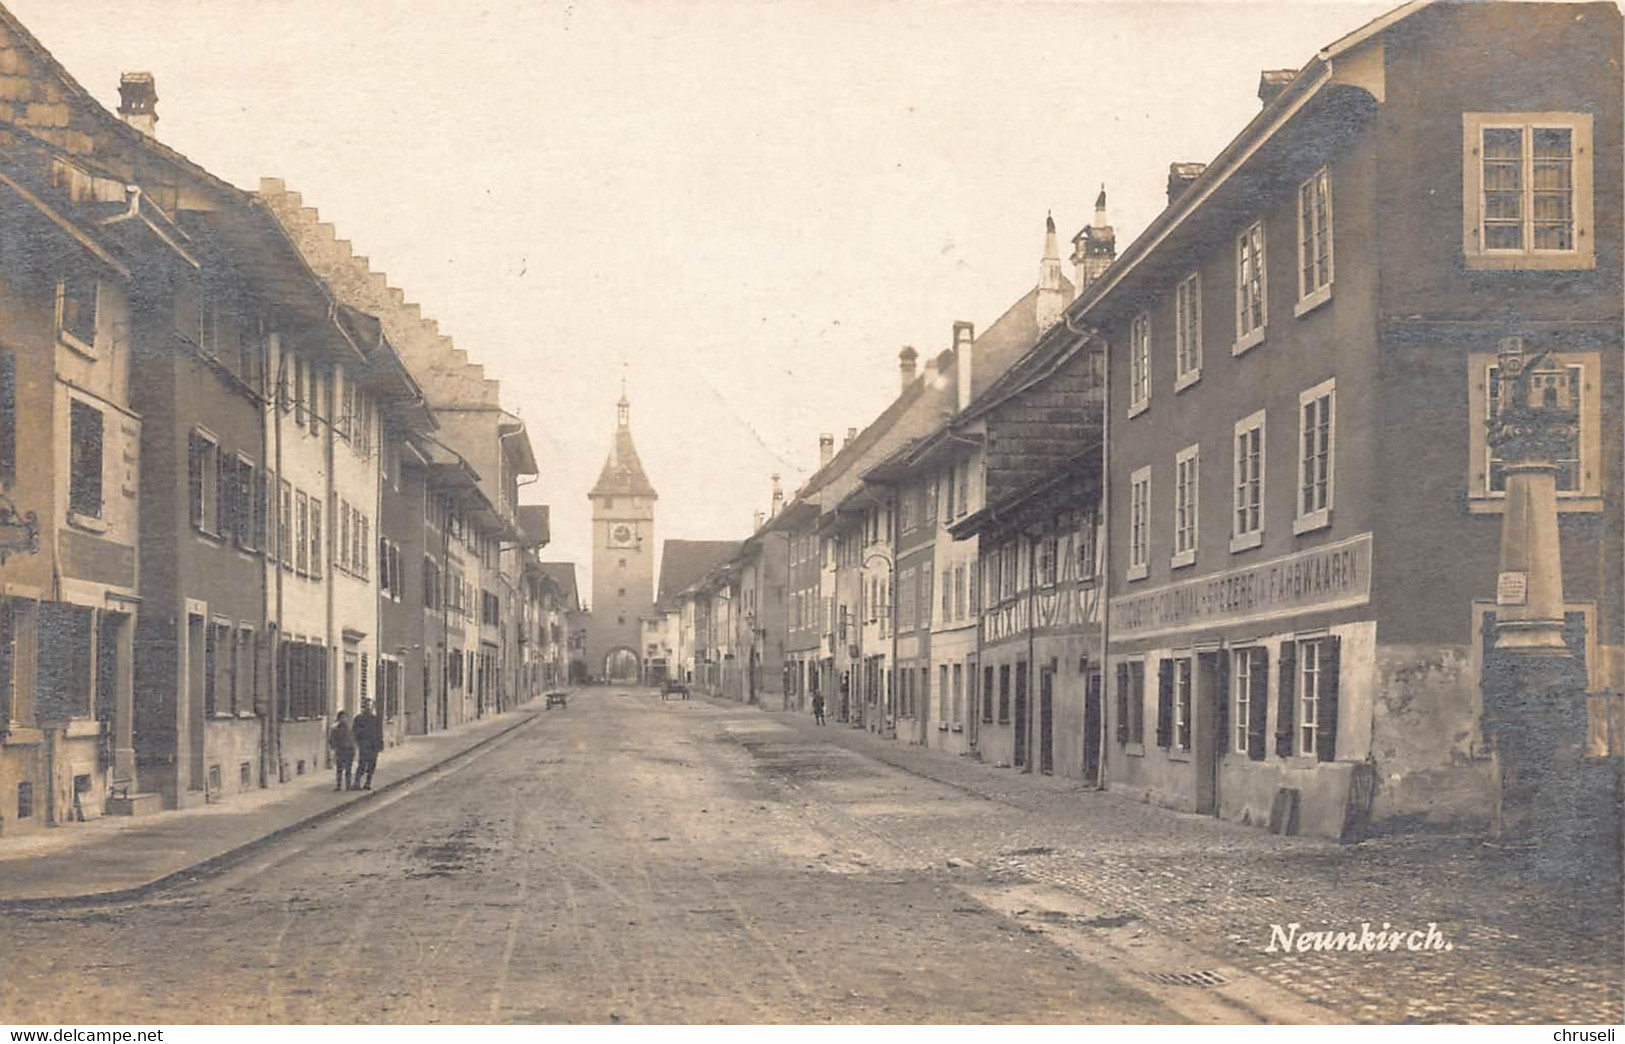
[604,647,641,684]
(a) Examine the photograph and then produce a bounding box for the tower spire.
[1037,210,1065,330]
[617,374,630,429]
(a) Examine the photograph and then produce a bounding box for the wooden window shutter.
[1115,663,1130,743]
[188,434,204,529]
[1248,648,1269,761]
[1156,659,1174,748]
[1276,641,1296,758]
[1316,636,1341,762]
[1213,652,1230,759]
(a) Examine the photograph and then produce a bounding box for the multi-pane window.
[1037,536,1058,587]
[1077,512,1097,582]
[1173,656,1193,751]
[1235,221,1267,348]
[187,432,214,532]
[295,492,309,575]
[953,565,966,621]
[941,569,951,622]
[58,275,98,350]
[1233,411,1265,550]
[1173,446,1199,565]
[234,457,256,548]
[1000,543,1016,600]
[956,461,969,517]
[925,478,938,526]
[998,664,1011,723]
[1175,272,1201,384]
[1232,646,1268,760]
[1129,466,1150,579]
[310,499,323,578]
[968,556,980,616]
[69,401,104,519]
[1466,113,1594,270]
[951,663,963,726]
[1129,312,1151,411]
[1297,167,1333,301]
[1297,380,1334,532]
[1277,636,1340,761]
[1481,123,1575,252]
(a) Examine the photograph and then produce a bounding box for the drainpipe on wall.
[1026,521,1037,775]
[270,331,286,784]
[258,327,273,787]
[1066,312,1110,790]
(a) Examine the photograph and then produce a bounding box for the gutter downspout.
[1026,520,1036,774]
[892,492,900,748]
[258,325,272,788]
[269,331,286,784]
[1066,311,1110,790]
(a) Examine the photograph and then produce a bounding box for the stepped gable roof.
[656,540,742,609]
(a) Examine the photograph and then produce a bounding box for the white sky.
[8,0,1394,595]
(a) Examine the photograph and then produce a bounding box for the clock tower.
[585,387,658,683]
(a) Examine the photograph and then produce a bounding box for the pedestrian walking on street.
[352,699,383,790]
[328,711,356,792]
[812,691,826,726]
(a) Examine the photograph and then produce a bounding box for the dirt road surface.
[0,689,1403,1023]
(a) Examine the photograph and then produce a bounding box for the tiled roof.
[590,425,658,499]
[537,562,580,610]
[656,540,742,609]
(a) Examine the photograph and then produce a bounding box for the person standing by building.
[812,690,826,726]
[328,711,356,792]
[352,700,383,791]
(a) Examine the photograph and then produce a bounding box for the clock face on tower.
[609,523,635,548]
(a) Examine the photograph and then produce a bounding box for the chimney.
[754,510,766,532]
[818,433,835,468]
[1036,213,1064,331]
[1070,185,1117,294]
[845,427,858,448]
[953,321,975,413]
[117,73,158,137]
[898,345,918,391]
[1166,162,1207,206]
[770,473,784,516]
[1257,69,1296,108]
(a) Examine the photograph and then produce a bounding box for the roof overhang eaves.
[1068,69,1382,325]
[0,169,131,279]
[953,450,1104,539]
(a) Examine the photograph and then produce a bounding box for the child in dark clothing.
[329,711,356,791]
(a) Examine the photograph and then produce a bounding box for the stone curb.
[0,708,545,910]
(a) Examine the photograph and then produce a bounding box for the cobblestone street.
[749,698,1623,1024]
[3,688,1616,1025]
